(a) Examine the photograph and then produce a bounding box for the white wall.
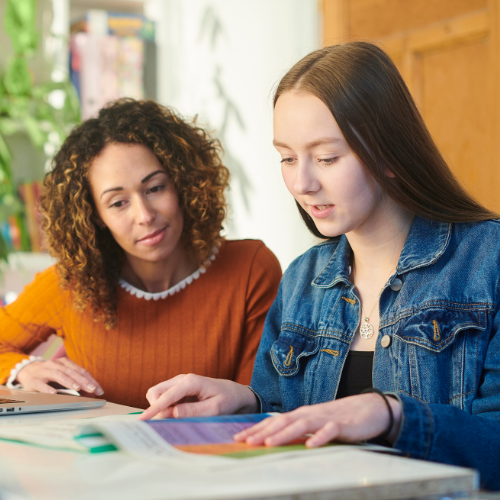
[150,0,321,270]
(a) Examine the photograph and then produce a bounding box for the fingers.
[33,379,59,394]
[235,413,340,448]
[145,375,186,405]
[49,368,85,392]
[55,358,103,395]
[236,396,401,448]
[306,421,342,448]
[173,398,221,419]
[140,375,203,420]
[233,416,279,443]
[261,417,317,446]
[141,376,253,421]
[17,358,104,396]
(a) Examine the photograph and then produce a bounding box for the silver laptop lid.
[0,387,105,415]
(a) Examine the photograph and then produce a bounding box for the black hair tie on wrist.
[360,387,394,441]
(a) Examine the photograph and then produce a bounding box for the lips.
[137,226,167,245]
[309,204,335,219]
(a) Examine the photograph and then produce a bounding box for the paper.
[0,412,397,468]
[84,414,396,468]
[0,414,138,452]
[146,414,269,445]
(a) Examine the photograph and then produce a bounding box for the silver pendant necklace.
[351,263,396,340]
[360,304,378,339]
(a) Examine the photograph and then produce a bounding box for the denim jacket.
[251,216,500,490]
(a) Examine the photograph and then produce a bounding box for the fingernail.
[87,384,96,391]
[72,384,80,390]
[96,388,104,396]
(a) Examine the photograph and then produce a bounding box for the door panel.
[349,0,487,40]
[421,40,491,203]
[323,0,500,211]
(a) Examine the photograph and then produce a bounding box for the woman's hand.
[16,357,104,396]
[139,374,258,420]
[234,393,402,447]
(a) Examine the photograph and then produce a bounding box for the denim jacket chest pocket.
[271,329,318,377]
[271,328,343,410]
[393,304,488,409]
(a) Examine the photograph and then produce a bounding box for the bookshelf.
[1,0,160,304]
[70,0,145,19]
[68,1,158,116]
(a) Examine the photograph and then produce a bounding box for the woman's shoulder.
[216,239,281,276]
[452,219,500,253]
[27,264,62,290]
[454,218,500,235]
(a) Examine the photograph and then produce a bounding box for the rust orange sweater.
[0,240,281,408]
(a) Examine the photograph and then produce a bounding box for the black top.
[336,351,374,399]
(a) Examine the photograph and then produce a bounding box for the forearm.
[0,324,55,384]
[392,393,500,490]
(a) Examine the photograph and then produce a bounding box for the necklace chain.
[351,264,396,340]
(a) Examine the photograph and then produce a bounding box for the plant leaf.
[0,232,9,264]
[0,118,22,136]
[0,134,13,183]
[21,114,46,149]
[4,57,32,96]
[4,0,38,55]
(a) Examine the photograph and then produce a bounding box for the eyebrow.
[100,170,167,200]
[141,170,166,183]
[273,137,344,149]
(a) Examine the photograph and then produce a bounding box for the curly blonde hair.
[40,99,230,329]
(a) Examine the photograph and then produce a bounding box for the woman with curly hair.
[0,99,281,408]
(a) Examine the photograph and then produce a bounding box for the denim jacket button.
[381,335,391,348]
[390,278,403,291]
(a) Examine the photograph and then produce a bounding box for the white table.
[0,402,478,500]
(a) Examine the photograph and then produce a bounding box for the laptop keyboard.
[0,398,24,404]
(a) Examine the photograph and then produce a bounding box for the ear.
[93,213,106,229]
[384,167,396,178]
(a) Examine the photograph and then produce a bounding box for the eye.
[318,157,339,165]
[148,184,165,194]
[110,200,126,208]
[280,157,296,165]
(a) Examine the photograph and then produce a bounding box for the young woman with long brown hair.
[0,99,281,409]
[141,42,500,490]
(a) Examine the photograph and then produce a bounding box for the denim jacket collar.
[311,216,451,289]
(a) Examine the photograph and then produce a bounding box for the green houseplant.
[0,0,80,261]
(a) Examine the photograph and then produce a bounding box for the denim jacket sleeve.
[392,292,500,491]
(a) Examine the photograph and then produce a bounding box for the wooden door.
[323,0,500,212]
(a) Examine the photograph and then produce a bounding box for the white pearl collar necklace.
[119,252,216,301]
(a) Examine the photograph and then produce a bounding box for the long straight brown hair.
[274,42,498,238]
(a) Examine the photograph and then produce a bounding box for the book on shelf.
[18,181,46,253]
[71,10,155,41]
[16,181,47,253]
[0,214,30,253]
[69,9,156,119]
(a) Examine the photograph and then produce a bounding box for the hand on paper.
[16,357,104,396]
[234,393,402,448]
[140,374,258,420]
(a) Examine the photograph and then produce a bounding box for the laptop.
[0,387,105,415]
